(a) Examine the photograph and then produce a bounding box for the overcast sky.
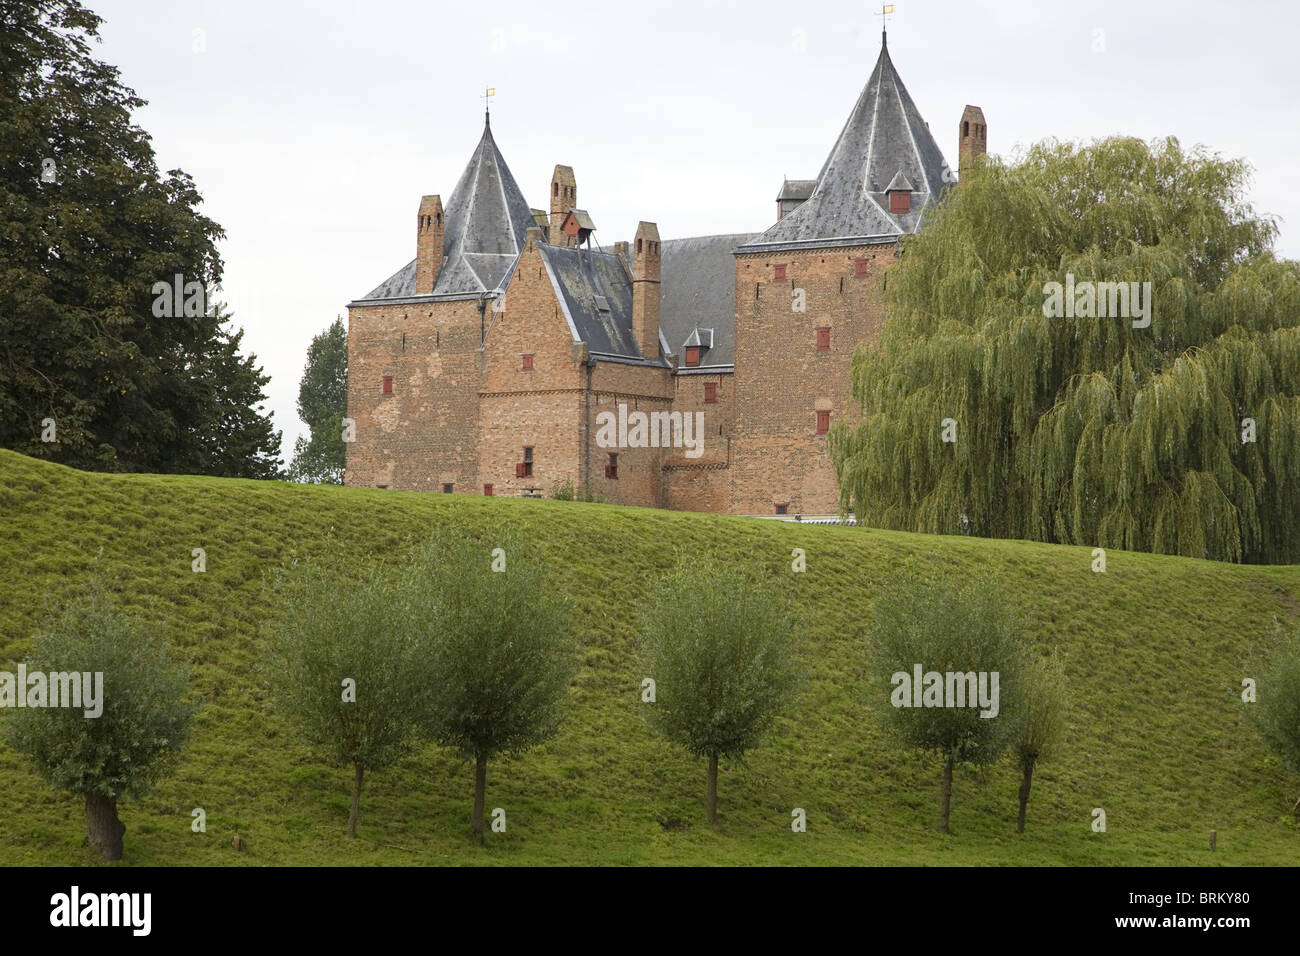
[86,0,1300,460]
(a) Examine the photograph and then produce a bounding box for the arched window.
[554,183,559,196]
[963,120,970,137]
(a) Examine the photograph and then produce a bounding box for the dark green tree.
[1012,654,1068,833]
[288,317,347,484]
[637,559,801,824]
[1246,627,1300,818]
[830,136,1300,563]
[2,593,195,860]
[0,0,282,476]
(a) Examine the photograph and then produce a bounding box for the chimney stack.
[550,165,576,246]
[416,194,444,293]
[958,106,987,182]
[632,221,661,362]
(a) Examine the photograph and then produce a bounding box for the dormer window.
[685,346,701,367]
[885,170,914,215]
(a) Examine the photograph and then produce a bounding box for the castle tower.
[415,194,444,294]
[632,221,661,361]
[958,105,987,181]
[550,165,576,246]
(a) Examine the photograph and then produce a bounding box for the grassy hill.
[0,448,1297,865]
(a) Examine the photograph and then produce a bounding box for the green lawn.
[0,448,1297,865]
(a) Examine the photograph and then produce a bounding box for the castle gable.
[536,244,654,363]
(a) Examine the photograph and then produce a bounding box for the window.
[816,327,831,352]
[483,483,494,496]
[522,353,534,371]
[889,190,910,214]
[605,453,619,480]
[516,446,534,478]
[816,410,831,435]
[554,182,559,196]
[775,503,788,515]
[376,484,388,490]
[637,238,643,253]
[963,120,970,137]
[773,263,787,282]
[382,374,393,395]
[685,346,701,367]
[853,258,869,278]
[442,483,454,494]
[704,382,718,404]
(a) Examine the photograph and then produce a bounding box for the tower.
[632,221,661,361]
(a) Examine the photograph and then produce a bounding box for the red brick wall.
[345,298,482,492]
[729,243,895,514]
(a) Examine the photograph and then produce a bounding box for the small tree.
[638,559,801,824]
[1246,629,1300,817]
[1013,654,1068,833]
[866,575,1025,833]
[272,563,425,838]
[288,316,348,484]
[3,594,194,860]
[412,533,574,840]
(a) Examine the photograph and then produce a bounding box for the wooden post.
[1209,829,1217,851]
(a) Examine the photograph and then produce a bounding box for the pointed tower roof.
[354,117,535,301]
[433,117,536,295]
[737,36,954,254]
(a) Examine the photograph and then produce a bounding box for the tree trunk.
[1017,758,1035,833]
[348,763,364,839]
[85,793,125,860]
[938,755,954,834]
[706,753,719,824]
[472,753,487,842]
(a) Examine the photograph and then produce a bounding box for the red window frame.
[382,374,393,395]
[853,258,869,278]
[816,410,831,435]
[685,346,701,367]
[773,263,787,282]
[703,382,718,404]
[605,453,619,480]
[483,483,494,496]
[889,191,910,214]
[522,353,534,371]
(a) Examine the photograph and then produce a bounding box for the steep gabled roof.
[660,233,754,369]
[738,35,954,254]
[355,117,534,301]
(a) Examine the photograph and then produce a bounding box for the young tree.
[288,317,348,484]
[638,559,801,824]
[1013,654,1068,833]
[0,1,281,476]
[866,575,1025,833]
[1246,629,1300,818]
[2,594,194,860]
[271,563,425,838]
[411,532,574,840]
[830,136,1300,564]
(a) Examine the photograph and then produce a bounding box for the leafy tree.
[638,559,801,824]
[1245,628,1300,818]
[0,0,282,476]
[2,593,194,859]
[1012,654,1068,833]
[865,575,1025,833]
[830,136,1300,563]
[271,562,425,838]
[411,532,574,840]
[288,317,347,484]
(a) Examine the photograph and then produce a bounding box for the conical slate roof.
[738,35,954,254]
[356,116,535,300]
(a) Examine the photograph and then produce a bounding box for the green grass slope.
[0,448,1297,866]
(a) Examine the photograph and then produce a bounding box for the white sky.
[86,0,1300,460]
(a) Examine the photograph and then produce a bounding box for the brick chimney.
[958,106,987,182]
[416,194,444,293]
[632,221,661,362]
[550,165,575,246]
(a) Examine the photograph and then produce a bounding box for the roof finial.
[877,3,894,44]
[482,87,495,125]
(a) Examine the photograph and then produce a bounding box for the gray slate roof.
[776,179,817,201]
[357,118,534,300]
[537,244,663,364]
[738,36,954,254]
[660,234,754,369]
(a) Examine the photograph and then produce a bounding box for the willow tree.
[829,136,1300,563]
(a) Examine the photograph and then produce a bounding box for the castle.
[344,33,986,514]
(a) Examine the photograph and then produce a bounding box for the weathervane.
[482,87,496,122]
[877,3,895,38]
